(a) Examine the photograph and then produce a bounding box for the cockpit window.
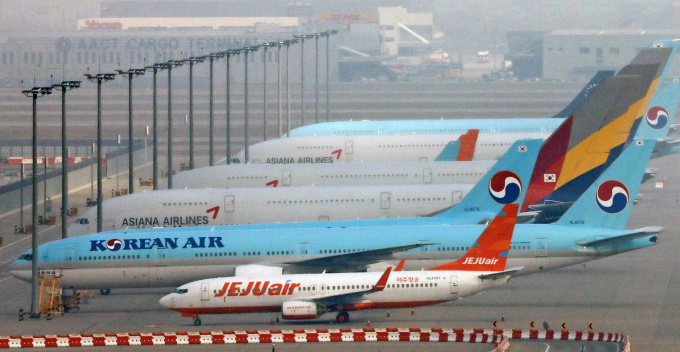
[19,254,33,261]
[173,289,188,294]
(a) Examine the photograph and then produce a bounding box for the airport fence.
[0,142,146,219]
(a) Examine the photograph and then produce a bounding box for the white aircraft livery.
[160,203,521,325]
[233,132,548,164]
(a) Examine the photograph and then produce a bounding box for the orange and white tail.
[428,203,518,272]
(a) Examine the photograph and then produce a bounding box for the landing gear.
[194,318,202,326]
[100,289,111,295]
[335,311,350,323]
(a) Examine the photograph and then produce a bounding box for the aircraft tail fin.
[634,78,680,140]
[457,129,479,161]
[429,204,518,272]
[554,139,655,229]
[434,139,541,219]
[435,141,461,161]
[552,70,615,119]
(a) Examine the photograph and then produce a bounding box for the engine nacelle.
[234,265,283,277]
[281,301,320,320]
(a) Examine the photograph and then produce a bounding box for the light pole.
[294,35,311,127]
[207,52,224,166]
[51,80,80,239]
[314,33,321,124]
[276,41,283,137]
[182,56,204,170]
[323,30,339,122]
[85,73,116,233]
[261,42,273,141]
[225,49,240,165]
[242,46,258,164]
[283,39,298,137]
[21,85,52,319]
[164,60,183,188]
[144,64,163,190]
[115,68,145,194]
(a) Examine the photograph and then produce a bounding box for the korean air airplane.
[160,204,520,325]
[10,139,660,294]
[69,140,540,237]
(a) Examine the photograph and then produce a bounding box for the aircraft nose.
[159,294,174,309]
[8,261,30,281]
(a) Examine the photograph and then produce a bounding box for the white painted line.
[0,219,77,252]
[0,276,14,283]
[542,342,550,352]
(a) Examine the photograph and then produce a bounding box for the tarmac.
[0,82,677,351]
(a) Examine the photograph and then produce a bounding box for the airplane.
[281,71,615,137]
[10,138,660,295]
[68,140,541,236]
[160,204,521,325]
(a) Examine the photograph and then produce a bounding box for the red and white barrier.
[8,157,95,165]
[0,328,629,348]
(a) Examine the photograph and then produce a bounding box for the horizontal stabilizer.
[575,227,664,247]
[478,266,524,280]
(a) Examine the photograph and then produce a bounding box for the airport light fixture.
[294,34,314,126]
[207,52,225,166]
[21,85,52,319]
[144,63,166,190]
[115,69,145,194]
[274,41,283,137]
[85,73,116,234]
[162,60,183,189]
[261,42,274,141]
[282,38,299,136]
[225,49,241,165]
[321,30,339,122]
[181,56,205,170]
[242,46,259,164]
[313,33,321,124]
[51,80,81,240]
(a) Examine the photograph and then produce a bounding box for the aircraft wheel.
[100,289,111,295]
[194,318,202,326]
[336,311,349,323]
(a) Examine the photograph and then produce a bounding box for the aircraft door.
[155,247,168,266]
[319,284,326,295]
[282,170,292,186]
[104,221,115,231]
[450,276,458,294]
[378,127,386,135]
[310,284,317,295]
[61,250,74,269]
[542,124,551,133]
[345,141,354,154]
[418,240,430,259]
[298,242,310,257]
[452,191,462,204]
[423,168,432,183]
[535,238,547,257]
[200,282,210,301]
[224,195,235,212]
[381,192,391,209]
[419,157,428,162]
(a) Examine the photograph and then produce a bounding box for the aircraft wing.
[280,243,432,271]
[478,266,524,280]
[575,227,664,247]
[302,267,392,306]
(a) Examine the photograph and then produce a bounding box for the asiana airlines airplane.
[11,139,660,296]
[69,140,540,236]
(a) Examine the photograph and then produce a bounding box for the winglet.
[457,129,479,161]
[370,267,392,292]
[395,259,406,271]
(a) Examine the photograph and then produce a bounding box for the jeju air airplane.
[160,204,521,326]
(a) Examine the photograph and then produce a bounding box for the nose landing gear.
[335,311,350,323]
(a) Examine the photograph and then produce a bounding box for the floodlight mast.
[21,85,52,319]
[181,56,204,170]
[84,73,116,234]
[51,80,81,240]
[116,69,145,194]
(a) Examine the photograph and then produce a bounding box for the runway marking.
[0,276,14,283]
[542,343,550,352]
